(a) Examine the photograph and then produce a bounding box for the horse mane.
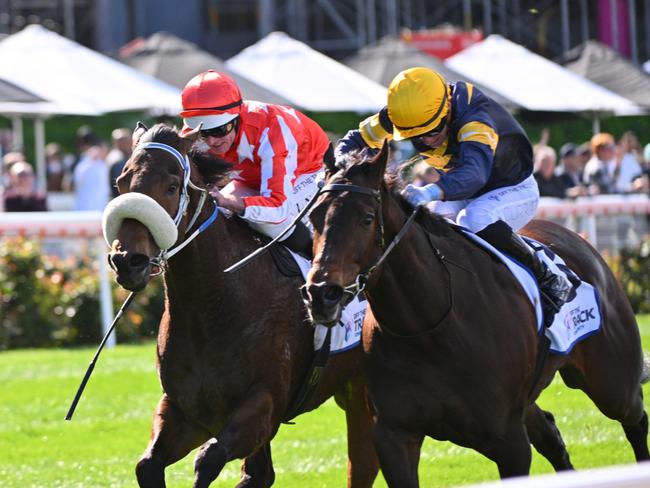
[143,123,233,186]
[336,150,453,238]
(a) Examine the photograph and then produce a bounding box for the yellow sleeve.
[359,113,393,149]
[457,121,499,154]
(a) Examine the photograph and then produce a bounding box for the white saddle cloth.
[461,230,602,355]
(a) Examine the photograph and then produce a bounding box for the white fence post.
[96,237,115,348]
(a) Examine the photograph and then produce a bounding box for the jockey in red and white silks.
[180,71,330,253]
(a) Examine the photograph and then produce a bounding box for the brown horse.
[105,123,379,488]
[304,144,649,487]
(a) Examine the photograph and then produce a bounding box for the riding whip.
[65,291,137,420]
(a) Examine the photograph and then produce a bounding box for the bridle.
[136,141,220,274]
[317,182,421,304]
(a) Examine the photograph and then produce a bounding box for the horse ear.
[179,123,202,154]
[367,139,390,182]
[132,121,148,150]
[323,144,337,174]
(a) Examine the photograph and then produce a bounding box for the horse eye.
[362,213,375,226]
[167,184,179,195]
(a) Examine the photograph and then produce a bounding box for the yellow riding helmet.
[387,67,450,141]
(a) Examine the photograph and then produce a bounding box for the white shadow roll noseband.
[102,192,178,250]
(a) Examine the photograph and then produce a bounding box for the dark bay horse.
[105,123,379,488]
[303,144,649,487]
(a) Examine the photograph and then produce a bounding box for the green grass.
[2,315,650,487]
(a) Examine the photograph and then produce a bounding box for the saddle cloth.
[460,229,602,355]
[287,250,366,354]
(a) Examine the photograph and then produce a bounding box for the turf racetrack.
[1,315,649,487]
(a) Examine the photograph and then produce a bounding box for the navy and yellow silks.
[337,81,533,200]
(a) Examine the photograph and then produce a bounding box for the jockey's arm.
[335,108,394,159]
[243,126,294,224]
[210,190,245,215]
[436,121,498,201]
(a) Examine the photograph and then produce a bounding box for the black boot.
[280,221,313,259]
[477,221,572,327]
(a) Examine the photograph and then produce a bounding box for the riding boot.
[279,221,313,259]
[477,220,573,327]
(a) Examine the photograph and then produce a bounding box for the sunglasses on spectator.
[200,119,237,138]
[412,116,448,141]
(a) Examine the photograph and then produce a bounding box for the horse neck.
[163,198,253,308]
[367,194,452,335]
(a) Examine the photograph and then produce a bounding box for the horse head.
[304,142,391,326]
[104,122,220,291]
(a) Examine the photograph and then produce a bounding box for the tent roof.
[343,36,519,109]
[446,35,641,115]
[563,40,650,108]
[0,78,44,103]
[0,24,181,116]
[226,31,387,112]
[120,31,293,106]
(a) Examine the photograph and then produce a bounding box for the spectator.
[619,130,643,164]
[556,143,588,198]
[2,151,26,186]
[73,142,110,211]
[3,161,47,212]
[643,143,650,177]
[71,125,100,175]
[584,132,646,195]
[533,145,567,198]
[106,128,133,198]
[45,142,71,192]
[616,132,647,194]
[583,133,617,194]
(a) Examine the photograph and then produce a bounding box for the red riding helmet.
[180,70,243,134]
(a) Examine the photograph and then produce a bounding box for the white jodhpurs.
[221,170,323,239]
[428,174,539,232]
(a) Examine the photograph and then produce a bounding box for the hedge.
[0,235,648,349]
[0,236,163,350]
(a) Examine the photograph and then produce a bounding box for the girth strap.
[282,327,332,423]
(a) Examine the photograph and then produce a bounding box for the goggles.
[199,118,238,138]
[411,116,448,141]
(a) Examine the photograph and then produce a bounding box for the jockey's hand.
[400,183,443,207]
[208,187,245,215]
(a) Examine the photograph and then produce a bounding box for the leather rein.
[318,183,421,303]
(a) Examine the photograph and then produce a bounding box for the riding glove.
[401,183,443,207]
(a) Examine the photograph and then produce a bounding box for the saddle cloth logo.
[460,229,602,355]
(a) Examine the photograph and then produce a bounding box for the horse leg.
[560,353,650,461]
[193,389,276,488]
[480,420,532,478]
[334,378,380,488]
[623,405,650,461]
[372,420,423,488]
[524,403,573,471]
[236,443,275,488]
[136,394,210,488]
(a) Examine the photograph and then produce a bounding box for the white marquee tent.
[446,35,641,127]
[226,31,387,113]
[0,24,181,115]
[0,25,182,190]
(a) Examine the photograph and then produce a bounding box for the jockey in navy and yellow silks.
[336,68,532,201]
[336,67,572,328]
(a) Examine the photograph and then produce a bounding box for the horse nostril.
[130,254,150,269]
[109,252,150,275]
[323,285,344,306]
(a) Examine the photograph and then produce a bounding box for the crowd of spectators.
[533,130,650,199]
[1,125,132,213]
[1,124,650,214]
